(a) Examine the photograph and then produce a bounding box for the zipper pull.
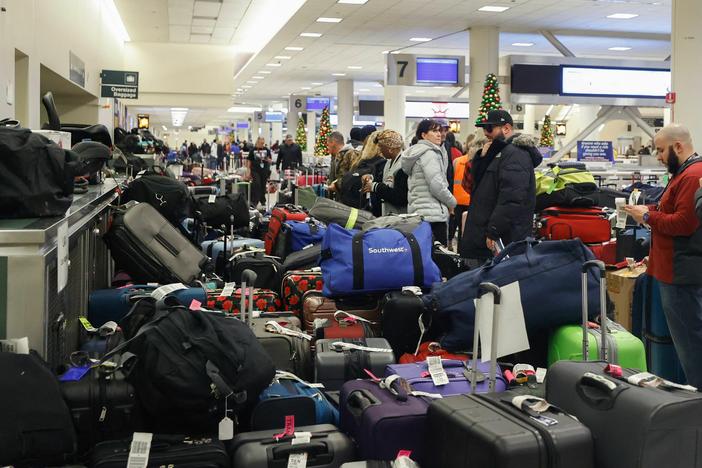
[99,406,107,422]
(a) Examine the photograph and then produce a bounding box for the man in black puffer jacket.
[459,110,543,266]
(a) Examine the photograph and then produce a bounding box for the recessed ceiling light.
[347,65,363,69]
[317,17,343,23]
[358,88,369,91]
[332,73,346,76]
[266,63,282,67]
[300,32,322,38]
[478,5,510,12]
[415,90,425,93]
[390,51,401,55]
[285,46,304,51]
[311,82,323,85]
[607,13,639,19]
[374,83,383,87]
[608,46,632,51]
[252,76,264,79]
[512,42,534,47]
[382,50,390,54]
[258,70,272,74]
[274,55,291,60]
[246,81,258,84]
[241,85,252,88]
[410,37,431,42]
[338,0,368,4]
[301,87,311,90]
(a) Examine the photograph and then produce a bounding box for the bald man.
[625,124,702,387]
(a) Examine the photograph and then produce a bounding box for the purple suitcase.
[339,379,430,464]
[384,359,507,396]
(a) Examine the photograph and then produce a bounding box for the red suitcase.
[207,288,282,315]
[587,240,618,265]
[399,341,469,364]
[264,205,308,254]
[296,174,327,187]
[314,310,375,340]
[281,269,324,316]
[538,206,612,243]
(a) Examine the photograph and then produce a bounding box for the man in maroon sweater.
[626,124,702,387]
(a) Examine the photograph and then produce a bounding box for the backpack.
[535,165,597,196]
[121,174,192,225]
[107,297,275,434]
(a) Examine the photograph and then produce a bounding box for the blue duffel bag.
[429,238,602,351]
[287,220,327,252]
[320,221,441,296]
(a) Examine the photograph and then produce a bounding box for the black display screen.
[511,64,562,95]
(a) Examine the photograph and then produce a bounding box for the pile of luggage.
[2,167,696,468]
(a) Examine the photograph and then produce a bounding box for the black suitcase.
[227,250,283,289]
[230,424,355,468]
[546,360,702,468]
[380,289,431,359]
[61,365,142,455]
[90,434,230,467]
[282,244,322,272]
[432,242,468,279]
[0,353,76,467]
[425,391,594,468]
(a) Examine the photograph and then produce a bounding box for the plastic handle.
[577,373,619,408]
[272,442,326,459]
[491,238,539,266]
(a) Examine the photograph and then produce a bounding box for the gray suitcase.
[546,360,702,468]
[106,202,208,284]
[309,197,375,229]
[240,271,313,380]
[314,338,395,391]
[230,424,355,468]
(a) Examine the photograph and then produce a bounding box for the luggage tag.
[127,432,153,468]
[150,283,187,301]
[208,194,217,204]
[59,365,92,382]
[274,415,296,441]
[218,393,234,441]
[79,317,97,333]
[426,356,449,386]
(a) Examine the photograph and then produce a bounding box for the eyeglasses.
[483,125,501,133]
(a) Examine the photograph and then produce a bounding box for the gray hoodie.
[401,139,457,223]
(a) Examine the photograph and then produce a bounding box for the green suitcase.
[547,260,647,371]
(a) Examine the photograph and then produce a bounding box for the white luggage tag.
[382,374,442,399]
[330,341,393,353]
[265,320,313,341]
[334,310,376,324]
[274,370,325,389]
[127,432,153,468]
[208,194,217,204]
[426,356,450,386]
[150,283,187,301]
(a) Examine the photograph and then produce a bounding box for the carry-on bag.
[201,235,265,274]
[251,370,339,430]
[90,434,230,468]
[193,192,249,229]
[587,240,618,265]
[302,291,381,335]
[545,360,702,468]
[320,222,441,296]
[230,423,355,468]
[314,338,395,391]
[282,244,322,272]
[339,377,432,463]
[380,289,431,359]
[274,219,327,260]
[97,295,275,434]
[309,197,375,229]
[425,390,594,468]
[0,352,76,467]
[240,270,313,380]
[548,260,647,370]
[88,284,207,327]
[264,205,308,254]
[61,363,141,455]
[105,203,209,284]
[432,241,468,279]
[226,250,283,290]
[314,310,376,340]
[121,174,192,225]
[430,238,602,351]
[537,206,612,243]
[281,268,324,314]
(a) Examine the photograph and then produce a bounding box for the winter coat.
[459,134,543,260]
[372,155,408,216]
[339,155,386,216]
[401,140,457,223]
[276,143,303,171]
[696,187,702,222]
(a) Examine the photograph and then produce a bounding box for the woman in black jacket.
[362,129,408,216]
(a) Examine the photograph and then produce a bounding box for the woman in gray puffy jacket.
[402,119,457,245]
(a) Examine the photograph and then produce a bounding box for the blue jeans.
[658,281,702,388]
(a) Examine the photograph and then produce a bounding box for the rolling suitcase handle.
[471,282,502,394]
[240,269,258,326]
[582,260,608,362]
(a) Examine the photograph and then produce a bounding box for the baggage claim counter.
[0,180,120,369]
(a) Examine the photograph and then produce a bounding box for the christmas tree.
[540,114,555,147]
[314,106,332,156]
[475,73,503,125]
[295,117,307,151]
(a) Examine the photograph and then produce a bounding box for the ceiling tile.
[193,0,222,17]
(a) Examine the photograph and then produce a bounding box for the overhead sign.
[100,70,139,99]
[253,111,265,122]
[561,66,670,99]
[290,95,307,114]
[405,101,469,119]
[577,141,614,162]
[387,54,465,87]
[265,111,284,123]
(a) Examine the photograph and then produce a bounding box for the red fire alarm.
[666,92,676,104]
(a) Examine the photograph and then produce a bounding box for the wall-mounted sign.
[100,70,139,99]
[265,111,284,123]
[290,95,307,113]
[387,54,465,87]
[306,97,330,112]
[561,66,670,99]
[137,114,150,129]
[253,111,265,122]
[69,52,85,88]
[405,101,469,119]
[236,121,249,129]
[577,141,614,162]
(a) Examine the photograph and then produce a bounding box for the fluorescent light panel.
[347,65,363,69]
[332,73,346,76]
[512,42,534,47]
[410,37,431,42]
[478,5,510,12]
[311,82,323,85]
[274,55,292,59]
[285,46,304,51]
[338,0,368,4]
[300,32,322,37]
[609,46,632,51]
[317,17,343,22]
[258,71,272,74]
[252,76,264,79]
[266,63,282,67]
[607,13,639,19]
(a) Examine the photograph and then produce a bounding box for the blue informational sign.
[577,141,614,162]
[236,122,249,129]
[306,97,330,112]
[265,112,284,122]
[416,58,459,84]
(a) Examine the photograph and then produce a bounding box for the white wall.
[0,0,126,128]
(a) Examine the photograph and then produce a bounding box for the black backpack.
[121,174,192,225]
[106,297,275,434]
[0,352,76,466]
[194,192,249,229]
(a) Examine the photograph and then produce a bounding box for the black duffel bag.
[194,192,249,229]
[121,174,192,225]
[0,126,78,218]
[106,296,275,434]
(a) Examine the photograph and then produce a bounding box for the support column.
[337,79,354,140]
[251,120,260,142]
[272,122,283,145]
[672,0,702,143]
[383,85,406,137]
[469,26,500,132]
[523,105,537,138]
[306,111,316,156]
[664,108,672,127]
